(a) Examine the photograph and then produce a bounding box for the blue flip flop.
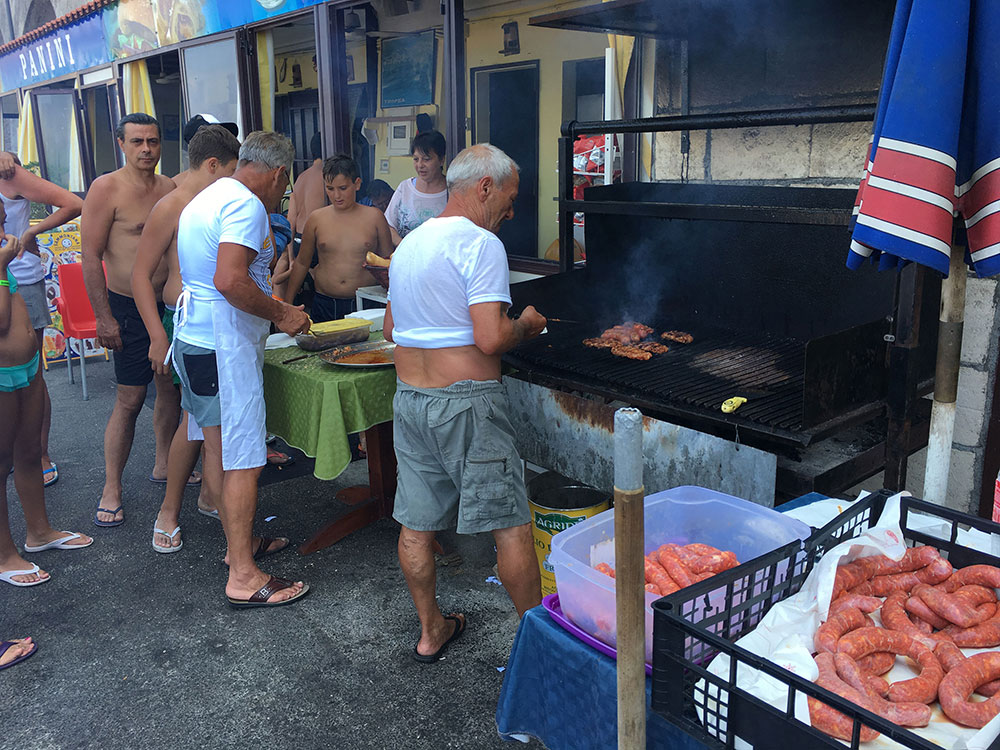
[94,506,124,527]
[43,464,58,487]
[0,640,37,670]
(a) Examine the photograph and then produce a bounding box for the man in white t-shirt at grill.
[384,143,547,662]
[173,131,312,609]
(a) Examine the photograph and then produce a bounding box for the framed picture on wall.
[380,31,436,109]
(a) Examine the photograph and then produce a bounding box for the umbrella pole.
[614,408,645,750]
[923,245,966,505]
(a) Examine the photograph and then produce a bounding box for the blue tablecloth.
[496,606,707,750]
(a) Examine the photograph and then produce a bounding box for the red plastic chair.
[54,262,99,401]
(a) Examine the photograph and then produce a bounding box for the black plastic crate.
[651,489,1000,750]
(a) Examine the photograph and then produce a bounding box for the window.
[33,91,75,188]
[82,86,118,179]
[183,39,241,138]
[0,95,17,154]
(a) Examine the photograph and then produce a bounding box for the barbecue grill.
[506,180,939,494]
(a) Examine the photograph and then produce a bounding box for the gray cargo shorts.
[392,378,531,535]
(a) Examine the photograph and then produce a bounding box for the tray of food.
[651,490,1000,750]
[318,340,395,367]
[295,318,372,352]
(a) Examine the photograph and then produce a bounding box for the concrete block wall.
[651,122,1000,514]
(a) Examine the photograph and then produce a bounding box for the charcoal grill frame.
[503,103,936,495]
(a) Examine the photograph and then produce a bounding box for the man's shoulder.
[85,170,123,200]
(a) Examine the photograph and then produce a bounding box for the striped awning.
[850,0,1000,277]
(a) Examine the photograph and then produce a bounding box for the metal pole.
[923,246,966,503]
[614,407,645,750]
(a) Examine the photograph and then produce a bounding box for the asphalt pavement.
[1,357,541,749]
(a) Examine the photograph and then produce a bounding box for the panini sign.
[0,13,112,91]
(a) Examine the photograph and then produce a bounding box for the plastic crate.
[550,486,810,664]
[651,490,1000,750]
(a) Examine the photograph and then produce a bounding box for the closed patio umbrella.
[849,0,1000,505]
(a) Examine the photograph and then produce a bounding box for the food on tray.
[337,350,393,366]
[807,550,1000,739]
[609,343,652,361]
[661,330,694,344]
[365,251,391,268]
[592,542,739,597]
[294,318,371,351]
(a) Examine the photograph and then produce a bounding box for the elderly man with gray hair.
[384,143,547,661]
[173,131,312,609]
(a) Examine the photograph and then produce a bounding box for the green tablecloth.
[262,338,396,480]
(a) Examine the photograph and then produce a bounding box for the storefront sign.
[0,13,112,90]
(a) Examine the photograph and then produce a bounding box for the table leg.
[299,421,397,555]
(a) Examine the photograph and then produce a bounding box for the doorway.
[471,61,539,258]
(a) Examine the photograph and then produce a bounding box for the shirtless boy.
[131,125,240,552]
[82,113,179,527]
[285,154,392,321]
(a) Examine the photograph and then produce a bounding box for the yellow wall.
[464,13,608,257]
[368,8,609,257]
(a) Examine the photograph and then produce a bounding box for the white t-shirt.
[2,193,41,284]
[387,216,511,348]
[384,177,447,239]
[175,177,273,348]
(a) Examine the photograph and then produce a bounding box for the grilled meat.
[610,342,652,360]
[583,337,615,349]
[600,321,655,344]
[637,341,670,354]
[661,330,694,344]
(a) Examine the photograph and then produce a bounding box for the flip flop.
[152,526,183,554]
[23,531,93,553]
[223,537,290,567]
[0,640,38,670]
[42,464,58,487]
[149,472,202,486]
[265,433,278,445]
[413,614,467,663]
[227,576,310,609]
[0,563,50,587]
[94,506,124,527]
[197,506,220,520]
[266,448,294,467]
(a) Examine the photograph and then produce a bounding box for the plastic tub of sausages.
[651,489,1000,750]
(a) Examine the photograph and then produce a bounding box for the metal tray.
[319,340,396,368]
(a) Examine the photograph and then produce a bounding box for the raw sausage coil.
[834,652,931,727]
[938,652,1000,727]
[809,652,880,742]
[934,641,1000,697]
[836,627,944,704]
[815,607,869,655]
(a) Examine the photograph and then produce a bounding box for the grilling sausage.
[836,627,944,704]
[808,652,881,742]
[938,652,1000,727]
[815,607,870,655]
[833,653,931,727]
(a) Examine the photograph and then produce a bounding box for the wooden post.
[614,408,645,750]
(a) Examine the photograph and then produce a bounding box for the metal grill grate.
[506,324,808,432]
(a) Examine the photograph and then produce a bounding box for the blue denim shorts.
[392,379,531,535]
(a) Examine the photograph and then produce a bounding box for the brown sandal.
[227,576,310,609]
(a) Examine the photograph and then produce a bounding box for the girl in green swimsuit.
[0,205,92,587]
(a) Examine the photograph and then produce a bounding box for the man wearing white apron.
[173,132,312,609]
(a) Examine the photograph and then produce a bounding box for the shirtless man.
[174,114,239,189]
[285,153,392,321]
[277,133,326,303]
[82,113,178,528]
[132,125,240,552]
